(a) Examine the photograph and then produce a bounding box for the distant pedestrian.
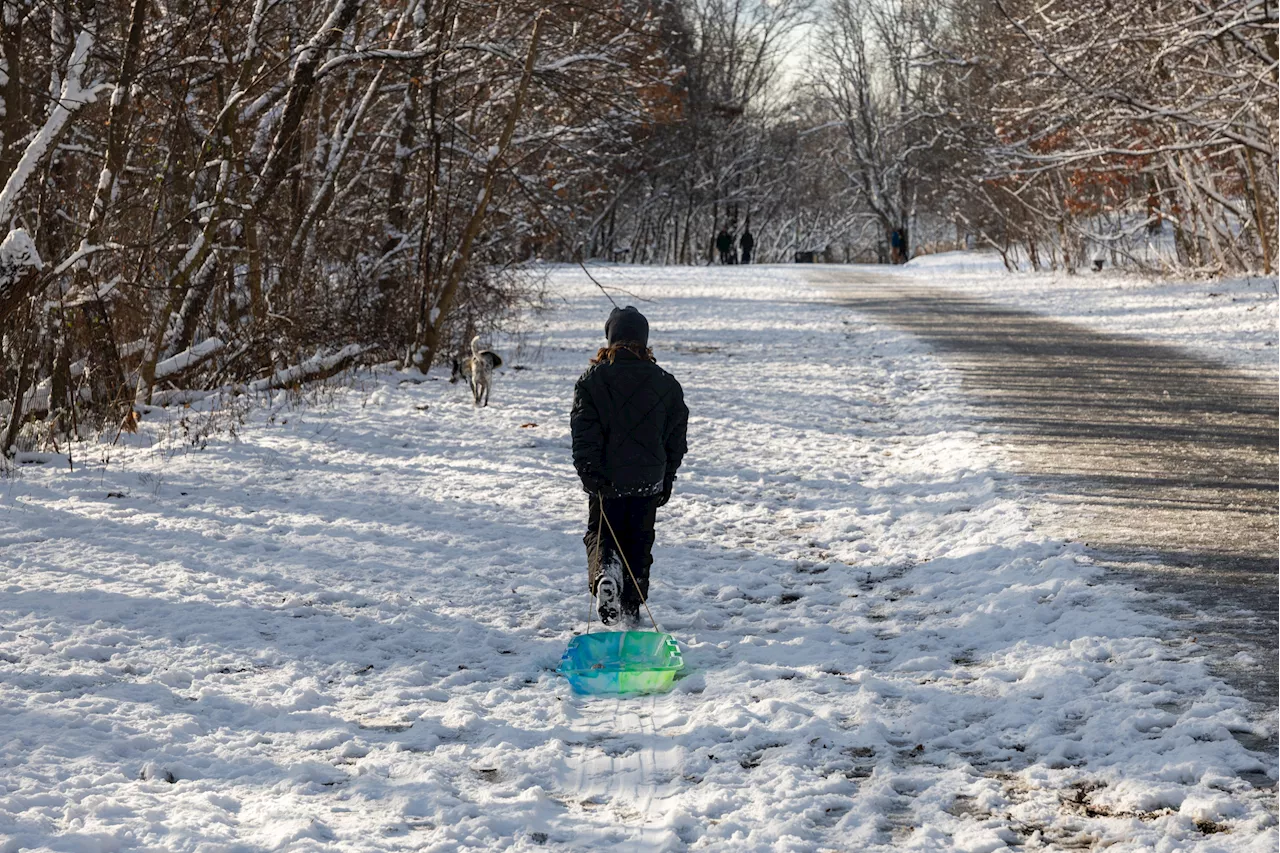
[715,228,734,265]
[890,229,906,264]
[739,228,755,264]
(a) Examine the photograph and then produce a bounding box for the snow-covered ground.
[1,265,1275,851]
[902,251,1278,377]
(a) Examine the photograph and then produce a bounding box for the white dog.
[463,335,502,407]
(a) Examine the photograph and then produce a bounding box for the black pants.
[584,494,660,618]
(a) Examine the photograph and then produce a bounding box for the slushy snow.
[1,265,1275,851]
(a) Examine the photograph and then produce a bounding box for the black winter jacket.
[571,350,688,498]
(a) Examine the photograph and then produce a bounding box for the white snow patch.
[0,228,42,297]
[0,264,1273,850]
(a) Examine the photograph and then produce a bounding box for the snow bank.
[0,265,1273,850]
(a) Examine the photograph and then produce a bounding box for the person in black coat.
[739,227,755,264]
[571,306,689,626]
[715,228,734,264]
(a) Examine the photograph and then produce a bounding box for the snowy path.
[805,264,1279,714]
[1,266,1275,851]
[897,252,1278,380]
[803,263,1274,571]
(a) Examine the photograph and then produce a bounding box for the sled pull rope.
[584,498,604,635]
[596,492,662,633]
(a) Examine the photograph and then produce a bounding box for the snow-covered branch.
[0,32,104,226]
[247,344,367,392]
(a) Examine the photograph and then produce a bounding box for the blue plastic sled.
[557,630,684,695]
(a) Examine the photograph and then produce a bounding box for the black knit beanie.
[605,306,649,347]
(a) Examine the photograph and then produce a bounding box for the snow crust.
[0,265,1274,851]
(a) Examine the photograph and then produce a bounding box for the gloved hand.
[581,473,608,495]
[658,476,675,507]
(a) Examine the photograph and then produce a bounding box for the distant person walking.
[890,229,906,264]
[739,228,754,264]
[715,228,734,265]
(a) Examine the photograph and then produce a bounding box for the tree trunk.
[1,309,35,456]
[0,7,26,181]
[1242,149,1273,274]
[250,0,364,209]
[418,14,544,370]
[71,0,149,413]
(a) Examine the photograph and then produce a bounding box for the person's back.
[716,229,732,262]
[571,306,688,626]
[573,351,684,497]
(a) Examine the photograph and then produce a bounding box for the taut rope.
[595,492,662,633]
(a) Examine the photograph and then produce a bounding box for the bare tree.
[0,0,671,449]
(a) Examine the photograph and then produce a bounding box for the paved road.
[806,266,1278,725]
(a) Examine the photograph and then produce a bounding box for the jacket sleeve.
[664,378,689,480]
[570,373,606,483]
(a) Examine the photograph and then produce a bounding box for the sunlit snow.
[1,265,1274,851]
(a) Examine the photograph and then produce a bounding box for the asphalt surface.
[806,266,1278,736]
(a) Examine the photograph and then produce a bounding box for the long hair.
[591,340,655,365]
